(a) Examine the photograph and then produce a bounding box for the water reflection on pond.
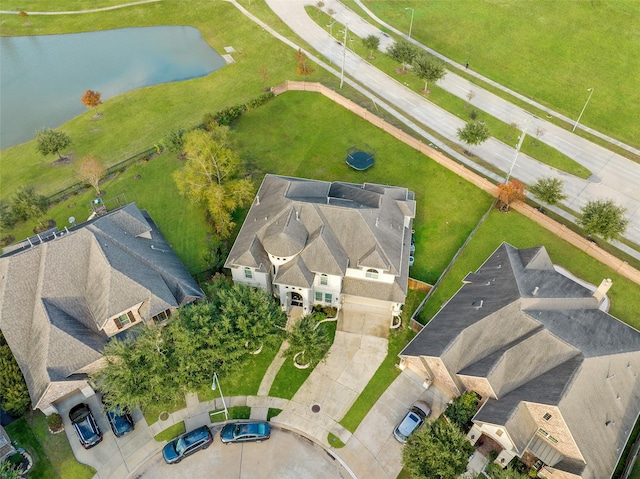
[0,26,226,148]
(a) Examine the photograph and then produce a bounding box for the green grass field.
[359,0,640,148]
[5,412,95,479]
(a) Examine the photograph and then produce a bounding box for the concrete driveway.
[55,392,159,478]
[339,368,453,478]
[134,426,350,479]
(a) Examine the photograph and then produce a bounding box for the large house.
[400,243,640,479]
[225,175,415,321]
[0,203,204,414]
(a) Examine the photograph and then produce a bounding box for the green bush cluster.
[203,92,275,130]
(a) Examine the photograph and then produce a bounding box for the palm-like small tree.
[284,314,331,368]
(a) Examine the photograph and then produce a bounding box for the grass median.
[358,0,640,149]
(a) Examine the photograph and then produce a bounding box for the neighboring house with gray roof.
[0,203,204,414]
[400,242,640,479]
[225,175,415,321]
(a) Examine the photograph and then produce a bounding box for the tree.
[295,49,314,76]
[362,34,380,59]
[387,38,418,72]
[0,200,16,230]
[412,53,446,93]
[579,199,629,240]
[283,314,332,367]
[0,331,31,417]
[443,391,479,431]
[96,325,178,410]
[402,419,475,479]
[456,120,490,153]
[497,180,526,212]
[81,89,102,111]
[529,176,567,206]
[35,128,72,161]
[10,186,49,222]
[173,126,253,238]
[160,128,186,153]
[216,283,287,352]
[78,155,106,196]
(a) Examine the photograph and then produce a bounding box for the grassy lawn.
[267,408,282,421]
[403,288,427,322]
[209,406,251,422]
[153,421,185,443]
[143,394,187,427]
[233,91,493,284]
[269,321,337,400]
[340,326,415,433]
[0,0,334,201]
[197,340,283,401]
[5,412,95,479]
[304,6,590,180]
[630,460,640,479]
[416,208,640,330]
[358,1,640,148]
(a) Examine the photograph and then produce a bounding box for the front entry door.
[291,292,303,307]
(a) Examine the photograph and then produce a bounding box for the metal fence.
[46,147,157,204]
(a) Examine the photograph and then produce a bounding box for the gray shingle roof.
[0,203,203,408]
[401,242,640,479]
[225,175,414,303]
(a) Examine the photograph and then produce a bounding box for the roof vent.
[533,286,539,296]
[375,217,379,227]
[256,195,260,205]
[472,299,484,310]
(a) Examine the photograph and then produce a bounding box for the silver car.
[393,401,431,443]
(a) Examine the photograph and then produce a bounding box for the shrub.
[47,413,64,433]
[247,92,275,110]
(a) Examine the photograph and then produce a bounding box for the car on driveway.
[220,421,271,444]
[162,425,213,464]
[69,403,103,449]
[393,401,431,444]
[104,404,135,438]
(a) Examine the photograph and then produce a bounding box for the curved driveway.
[261,0,640,248]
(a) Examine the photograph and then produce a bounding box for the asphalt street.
[133,427,350,479]
[260,0,640,248]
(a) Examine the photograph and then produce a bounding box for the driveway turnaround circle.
[134,427,349,478]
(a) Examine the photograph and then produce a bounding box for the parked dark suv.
[162,425,213,464]
[69,403,103,449]
[104,404,135,438]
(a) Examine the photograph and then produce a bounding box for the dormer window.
[244,267,253,279]
[320,274,328,286]
[366,268,379,280]
[114,311,136,330]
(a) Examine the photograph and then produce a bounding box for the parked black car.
[69,403,103,449]
[104,405,135,438]
[162,425,213,464]
[220,421,271,444]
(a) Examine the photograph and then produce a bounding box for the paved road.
[134,426,350,479]
[262,0,640,248]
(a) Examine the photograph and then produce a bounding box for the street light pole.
[340,24,348,88]
[327,21,336,65]
[211,372,229,421]
[506,117,531,183]
[572,88,594,132]
[405,8,414,39]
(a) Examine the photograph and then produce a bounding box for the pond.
[0,26,226,149]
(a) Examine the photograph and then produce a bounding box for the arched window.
[365,268,379,280]
[320,274,328,286]
[244,267,253,279]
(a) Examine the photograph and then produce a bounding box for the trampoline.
[346,145,375,171]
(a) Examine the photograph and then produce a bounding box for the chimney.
[593,278,613,303]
